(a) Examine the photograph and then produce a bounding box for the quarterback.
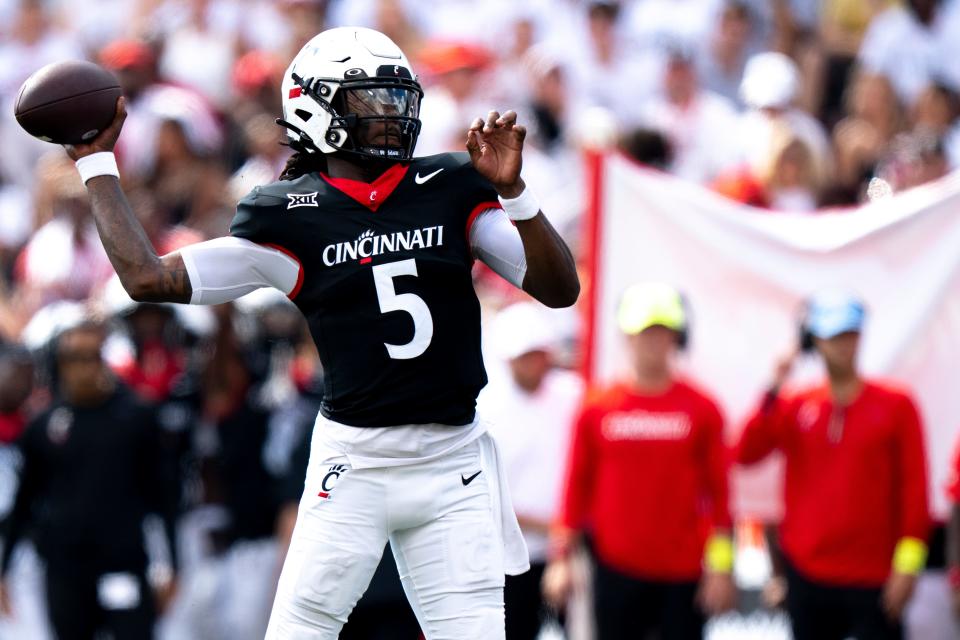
[65,27,578,639]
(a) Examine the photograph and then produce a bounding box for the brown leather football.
[15,60,122,145]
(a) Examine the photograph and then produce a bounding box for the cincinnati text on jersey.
[322,225,446,267]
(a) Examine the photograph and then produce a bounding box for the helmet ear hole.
[295,109,313,122]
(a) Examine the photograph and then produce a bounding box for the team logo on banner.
[318,463,349,499]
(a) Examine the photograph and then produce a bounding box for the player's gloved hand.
[466,110,526,199]
[64,96,127,161]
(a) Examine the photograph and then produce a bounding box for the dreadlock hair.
[276,116,330,180]
[279,149,329,180]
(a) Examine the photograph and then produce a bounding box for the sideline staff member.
[0,319,178,640]
[544,283,735,639]
[737,292,929,640]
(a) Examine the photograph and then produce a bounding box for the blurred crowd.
[1,0,960,639]
[0,0,958,331]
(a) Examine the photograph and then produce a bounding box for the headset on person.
[675,292,691,350]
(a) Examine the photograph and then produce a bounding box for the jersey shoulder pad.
[230,179,302,243]
[415,152,500,212]
[247,173,321,202]
[415,152,484,180]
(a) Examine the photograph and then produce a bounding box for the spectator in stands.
[874,130,951,194]
[698,1,758,105]
[566,1,658,128]
[858,0,960,109]
[818,0,892,126]
[832,72,903,190]
[544,283,735,639]
[618,128,674,171]
[18,155,114,307]
[478,302,583,640]
[736,291,929,640]
[230,50,285,129]
[520,46,570,155]
[910,82,960,169]
[413,40,495,155]
[735,51,833,191]
[638,44,740,184]
[713,121,824,211]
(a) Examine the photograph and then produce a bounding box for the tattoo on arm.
[139,259,191,304]
[160,268,189,298]
[84,176,193,303]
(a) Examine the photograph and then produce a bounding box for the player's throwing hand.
[64,96,127,161]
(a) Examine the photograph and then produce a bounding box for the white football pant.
[265,432,512,639]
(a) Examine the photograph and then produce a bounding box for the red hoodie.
[559,380,731,581]
[736,381,929,586]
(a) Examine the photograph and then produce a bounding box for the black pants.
[593,562,704,640]
[505,561,548,640]
[45,568,155,640]
[785,562,902,640]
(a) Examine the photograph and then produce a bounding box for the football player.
[65,27,579,640]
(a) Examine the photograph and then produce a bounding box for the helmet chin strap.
[275,118,320,154]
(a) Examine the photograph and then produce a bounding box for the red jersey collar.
[319,163,409,212]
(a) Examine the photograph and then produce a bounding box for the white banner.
[586,153,960,519]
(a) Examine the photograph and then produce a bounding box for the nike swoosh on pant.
[461,470,481,485]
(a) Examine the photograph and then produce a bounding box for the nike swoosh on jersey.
[461,470,482,486]
[414,168,444,184]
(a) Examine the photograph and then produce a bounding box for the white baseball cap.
[489,302,557,361]
[740,52,799,110]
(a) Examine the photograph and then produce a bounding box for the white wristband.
[75,151,119,184]
[498,187,540,221]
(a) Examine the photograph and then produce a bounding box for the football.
[15,60,122,145]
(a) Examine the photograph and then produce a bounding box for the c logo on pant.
[318,464,349,499]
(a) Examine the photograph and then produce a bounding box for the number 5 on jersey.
[372,259,434,359]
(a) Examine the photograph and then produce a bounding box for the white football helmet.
[279,27,423,161]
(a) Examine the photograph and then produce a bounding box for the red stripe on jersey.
[317,491,329,499]
[465,200,503,244]
[262,243,304,300]
[319,163,409,212]
[289,87,302,99]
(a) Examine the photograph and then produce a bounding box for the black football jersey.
[230,152,503,428]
